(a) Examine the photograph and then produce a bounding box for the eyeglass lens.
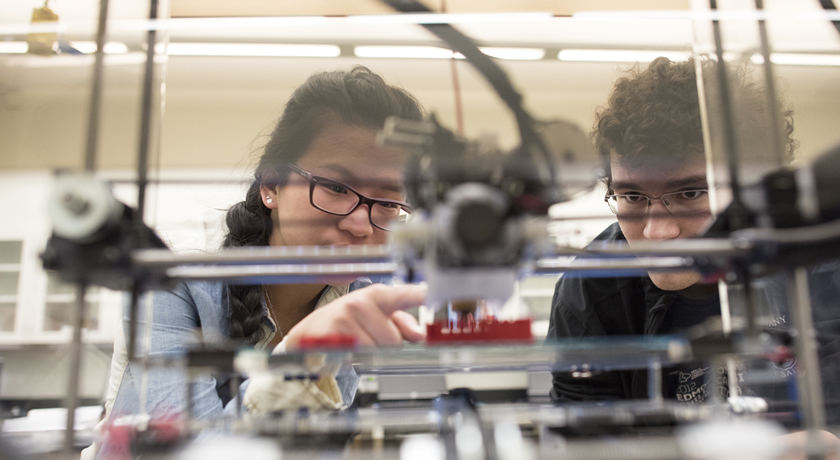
[311,178,410,230]
[607,190,709,217]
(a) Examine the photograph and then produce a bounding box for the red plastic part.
[298,334,359,350]
[425,318,533,344]
[104,416,183,459]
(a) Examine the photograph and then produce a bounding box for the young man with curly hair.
[547,56,798,403]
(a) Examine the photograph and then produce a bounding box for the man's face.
[609,151,714,296]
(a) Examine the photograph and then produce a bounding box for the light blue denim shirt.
[99,279,368,456]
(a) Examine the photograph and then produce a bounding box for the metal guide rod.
[719,281,742,403]
[66,0,110,447]
[83,0,110,171]
[648,357,664,404]
[754,0,788,168]
[128,0,160,363]
[64,282,88,453]
[159,258,692,284]
[127,282,141,362]
[788,266,826,430]
[165,263,399,283]
[133,244,393,266]
[534,257,694,273]
[135,0,159,225]
[130,238,747,270]
[709,0,748,231]
[741,269,758,337]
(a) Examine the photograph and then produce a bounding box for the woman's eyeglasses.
[287,164,412,231]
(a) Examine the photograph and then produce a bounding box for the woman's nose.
[337,205,375,238]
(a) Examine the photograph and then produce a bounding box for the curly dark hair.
[593,56,796,187]
[222,66,424,345]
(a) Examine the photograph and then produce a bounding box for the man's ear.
[259,171,280,209]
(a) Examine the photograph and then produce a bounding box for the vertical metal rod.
[742,270,758,337]
[788,267,826,430]
[231,374,241,418]
[185,373,194,422]
[449,57,464,136]
[706,358,726,405]
[718,280,741,399]
[135,0,159,230]
[128,0,160,364]
[754,0,787,167]
[647,357,663,404]
[64,282,88,453]
[709,0,748,230]
[83,0,110,171]
[138,292,155,415]
[127,282,141,361]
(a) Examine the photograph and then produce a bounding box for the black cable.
[380,0,558,191]
[819,0,840,36]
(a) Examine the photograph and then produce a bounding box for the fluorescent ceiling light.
[0,42,28,54]
[558,49,692,63]
[69,41,128,54]
[574,9,840,21]
[354,45,544,60]
[480,47,545,61]
[354,45,463,59]
[120,16,327,32]
[572,10,767,20]
[573,10,693,20]
[0,23,67,35]
[348,12,551,25]
[752,53,840,66]
[165,43,340,57]
[5,53,147,68]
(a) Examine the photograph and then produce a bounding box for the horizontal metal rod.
[162,258,694,284]
[582,238,749,257]
[133,238,746,271]
[134,244,393,267]
[534,256,694,273]
[166,262,398,284]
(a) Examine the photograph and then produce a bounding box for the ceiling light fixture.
[354,46,545,61]
[120,16,327,32]
[69,41,129,54]
[165,43,341,57]
[0,42,28,54]
[348,12,552,25]
[354,45,463,59]
[480,47,545,61]
[755,53,840,66]
[558,49,692,63]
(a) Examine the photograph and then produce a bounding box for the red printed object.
[104,416,183,459]
[298,334,359,350]
[426,318,533,344]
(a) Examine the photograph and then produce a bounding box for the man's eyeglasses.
[604,189,710,218]
[287,164,412,231]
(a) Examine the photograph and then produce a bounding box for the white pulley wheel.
[48,173,122,242]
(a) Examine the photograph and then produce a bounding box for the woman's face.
[263,121,407,247]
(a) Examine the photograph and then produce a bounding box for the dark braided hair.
[593,56,796,188]
[223,66,424,345]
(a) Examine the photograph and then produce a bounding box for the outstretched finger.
[360,284,427,316]
[391,310,425,343]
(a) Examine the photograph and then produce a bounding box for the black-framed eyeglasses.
[604,189,710,218]
[286,163,412,231]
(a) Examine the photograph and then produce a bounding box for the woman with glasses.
[95,66,426,457]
